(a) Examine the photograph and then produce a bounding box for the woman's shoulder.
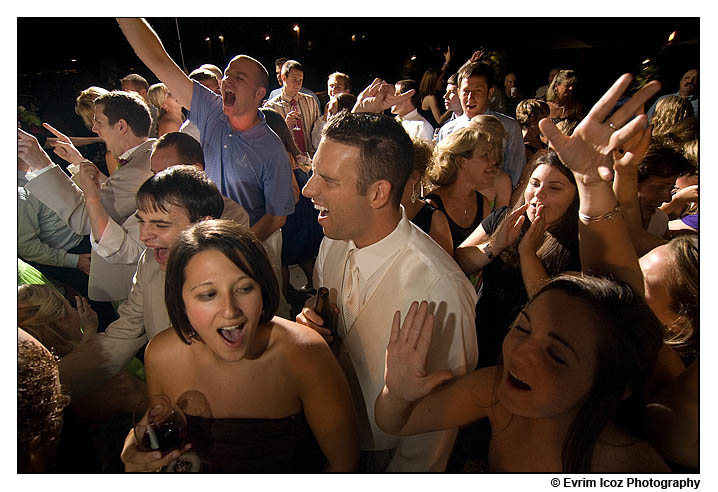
[268,317,330,354]
[592,423,670,473]
[144,328,191,373]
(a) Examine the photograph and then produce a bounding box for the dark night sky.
[18,16,698,136]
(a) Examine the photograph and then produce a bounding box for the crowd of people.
[17,17,699,474]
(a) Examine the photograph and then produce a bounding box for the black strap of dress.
[425,192,484,248]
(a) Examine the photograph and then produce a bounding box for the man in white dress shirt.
[297,110,478,472]
[391,79,434,141]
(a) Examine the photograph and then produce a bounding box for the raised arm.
[538,74,661,294]
[116,18,193,110]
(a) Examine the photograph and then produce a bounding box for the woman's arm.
[292,328,359,471]
[424,95,444,126]
[428,209,454,256]
[454,204,528,274]
[374,301,497,436]
[538,74,661,294]
[611,127,667,256]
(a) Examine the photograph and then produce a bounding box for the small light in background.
[293,25,300,32]
[642,58,651,65]
[205,37,210,42]
[410,55,417,61]
[218,35,224,42]
[351,34,356,42]
[265,35,271,41]
[668,31,677,42]
[70,59,77,63]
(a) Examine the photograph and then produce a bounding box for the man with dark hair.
[266,57,322,107]
[437,62,526,189]
[121,73,159,137]
[441,73,463,125]
[636,144,694,237]
[58,165,226,399]
[298,109,478,471]
[265,59,321,154]
[118,18,295,317]
[83,132,248,270]
[391,79,434,141]
[19,90,155,305]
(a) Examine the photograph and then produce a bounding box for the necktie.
[290,99,307,154]
[117,158,129,169]
[342,249,360,332]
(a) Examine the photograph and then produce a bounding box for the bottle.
[314,287,336,341]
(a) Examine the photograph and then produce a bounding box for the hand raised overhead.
[384,301,453,403]
[538,74,660,185]
[352,78,415,114]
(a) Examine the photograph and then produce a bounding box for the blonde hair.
[556,118,579,136]
[17,285,81,357]
[74,86,110,131]
[147,83,169,111]
[470,115,505,164]
[546,70,577,103]
[651,95,694,136]
[428,125,493,186]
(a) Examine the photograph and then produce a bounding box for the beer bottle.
[314,287,336,340]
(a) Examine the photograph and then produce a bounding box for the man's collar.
[351,207,408,280]
[280,87,299,102]
[117,140,149,163]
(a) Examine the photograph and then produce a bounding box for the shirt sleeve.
[92,214,144,265]
[17,190,79,268]
[502,119,527,188]
[261,147,296,218]
[189,80,223,149]
[480,206,509,236]
[58,254,149,398]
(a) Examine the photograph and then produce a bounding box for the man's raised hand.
[43,123,85,165]
[352,78,415,114]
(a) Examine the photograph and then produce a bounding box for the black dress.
[475,206,580,368]
[185,412,326,473]
[409,201,438,236]
[425,192,485,251]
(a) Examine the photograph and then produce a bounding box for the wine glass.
[282,101,302,131]
[133,394,195,472]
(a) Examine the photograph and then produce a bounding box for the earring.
[411,183,418,204]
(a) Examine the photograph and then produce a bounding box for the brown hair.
[165,220,279,345]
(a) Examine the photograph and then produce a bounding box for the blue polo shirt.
[190,81,295,226]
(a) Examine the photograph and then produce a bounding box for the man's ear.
[256,86,267,101]
[488,86,495,98]
[116,118,130,135]
[367,179,393,209]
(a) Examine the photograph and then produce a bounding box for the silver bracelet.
[480,242,495,260]
[578,205,621,223]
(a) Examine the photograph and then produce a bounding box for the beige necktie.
[342,249,360,331]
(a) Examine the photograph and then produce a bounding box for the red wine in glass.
[134,395,188,455]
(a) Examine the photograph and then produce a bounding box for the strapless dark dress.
[185,412,326,473]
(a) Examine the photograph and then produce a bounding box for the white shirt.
[396,108,434,141]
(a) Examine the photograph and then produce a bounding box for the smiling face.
[282,68,304,99]
[556,80,574,100]
[637,175,677,225]
[136,204,192,270]
[301,138,373,246]
[460,75,492,119]
[221,57,264,119]
[524,164,577,226]
[461,142,498,189]
[181,249,264,362]
[498,289,599,420]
